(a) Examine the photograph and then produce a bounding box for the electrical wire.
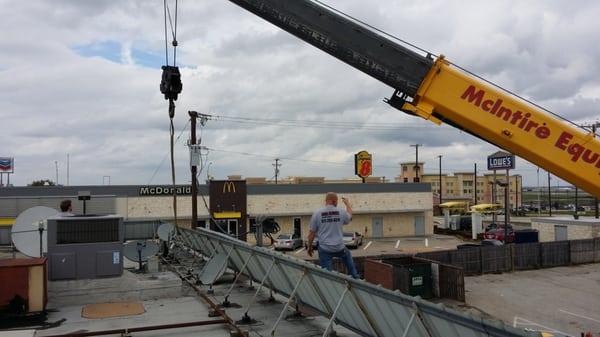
[205,146,544,174]
[210,114,457,132]
[148,119,190,184]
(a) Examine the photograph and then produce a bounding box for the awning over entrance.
[0,218,14,227]
[213,211,241,219]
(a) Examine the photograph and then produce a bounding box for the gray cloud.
[0,0,598,188]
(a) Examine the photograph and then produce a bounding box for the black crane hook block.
[160,65,182,101]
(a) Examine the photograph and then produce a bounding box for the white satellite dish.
[11,206,58,257]
[157,223,175,241]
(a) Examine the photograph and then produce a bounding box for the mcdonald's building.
[0,177,434,244]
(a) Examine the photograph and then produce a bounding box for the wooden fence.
[416,238,600,276]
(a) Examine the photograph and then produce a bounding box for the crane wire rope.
[311,0,588,132]
[162,0,181,232]
[147,119,190,184]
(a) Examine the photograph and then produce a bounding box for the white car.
[274,233,303,250]
[343,232,363,249]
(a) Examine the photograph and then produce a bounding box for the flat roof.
[531,217,600,225]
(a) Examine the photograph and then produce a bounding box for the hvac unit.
[46,215,124,280]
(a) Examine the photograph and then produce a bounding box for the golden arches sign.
[223,181,236,193]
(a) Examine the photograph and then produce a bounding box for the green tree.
[28,179,56,186]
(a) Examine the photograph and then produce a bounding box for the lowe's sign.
[487,152,515,170]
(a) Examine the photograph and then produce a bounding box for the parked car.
[343,232,363,249]
[484,225,515,242]
[485,222,500,231]
[512,207,528,216]
[274,233,303,250]
[457,239,503,249]
[481,239,504,246]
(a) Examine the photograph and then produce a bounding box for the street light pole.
[548,172,552,217]
[594,124,599,219]
[473,163,477,205]
[438,155,442,206]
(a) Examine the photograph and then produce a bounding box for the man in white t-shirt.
[307,192,359,279]
[58,200,74,217]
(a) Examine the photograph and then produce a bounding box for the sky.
[1,0,599,188]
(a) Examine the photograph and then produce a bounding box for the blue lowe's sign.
[487,151,515,170]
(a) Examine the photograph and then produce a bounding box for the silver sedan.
[274,233,303,250]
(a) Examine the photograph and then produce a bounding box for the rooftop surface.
[31,255,358,337]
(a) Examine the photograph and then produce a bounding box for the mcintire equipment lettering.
[462,85,600,169]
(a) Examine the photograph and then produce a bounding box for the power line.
[206,146,545,174]
[211,114,458,131]
[147,119,190,184]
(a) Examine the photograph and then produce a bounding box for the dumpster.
[515,229,539,243]
[399,262,432,298]
[365,257,433,299]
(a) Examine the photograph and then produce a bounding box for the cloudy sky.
[1,0,599,188]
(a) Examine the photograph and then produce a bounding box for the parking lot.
[275,234,466,259]
[455,264,600,336]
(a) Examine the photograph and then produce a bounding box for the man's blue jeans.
[318,247,359,279]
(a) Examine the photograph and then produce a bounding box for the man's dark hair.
[60,200,72,212]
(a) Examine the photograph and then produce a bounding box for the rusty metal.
[43,319,228,337]
[161,256,245,336]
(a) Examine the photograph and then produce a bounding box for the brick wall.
[364,259,394,289]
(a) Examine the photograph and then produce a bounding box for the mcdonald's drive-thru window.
[209,180,247,241]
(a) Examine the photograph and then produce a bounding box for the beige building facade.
[0,180,434,243]
[531,217,600,242]
[397,163,522,208]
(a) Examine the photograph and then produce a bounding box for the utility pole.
[595,124,599,219]
[537,167,541,215]
[437,155,442,206]
[473,163,477,205]
[54,161,59,185]
[574,186,579,219]
[548,172,552,216]
[410,144,422,182]
[189,111,199,229]
[515,175,519,208]
[505,169,510,224]
[273,158,281,184]
[492,171,497,224]
[66,154,70,186]
[580,122,599,218]
[496,180,510,243]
